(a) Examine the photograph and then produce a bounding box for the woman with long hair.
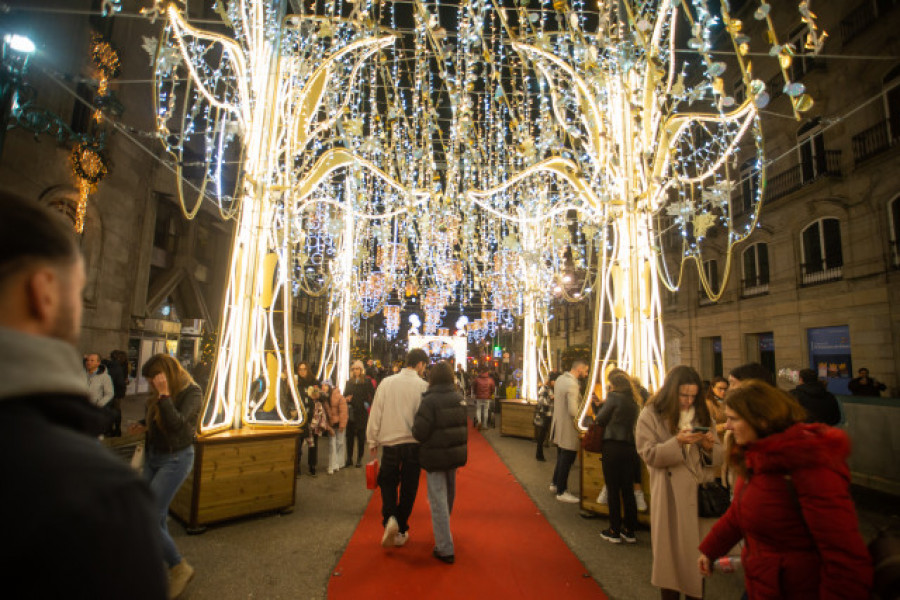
[704,376,728,436]
[296,361,319,476]
[698,380,872,598]
[636,365,722,600]
[344,360,374,467]
[412,361,468,563]
[595,369,642,544]
[138,354,201,599]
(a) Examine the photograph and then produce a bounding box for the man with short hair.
[0,192,166,598]
[367,348,429,548]
[848,367,887,397]
[85,351,114,409]
[551,358,589,503]
[791,369,842,425]
[471,368,496,430]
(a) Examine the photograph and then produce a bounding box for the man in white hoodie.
[367,347,429,548]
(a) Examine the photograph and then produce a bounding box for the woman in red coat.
[698,380,872,599]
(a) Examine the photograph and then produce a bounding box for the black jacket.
[790,382,842,426]
[594,390,639,444]
[412,383,468,472]
[343,378,374,424]
[147,383,202,454]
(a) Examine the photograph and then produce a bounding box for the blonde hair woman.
[136,354,202,599]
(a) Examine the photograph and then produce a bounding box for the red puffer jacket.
[699,423,872,600]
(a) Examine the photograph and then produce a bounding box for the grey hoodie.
[0,326,90,403]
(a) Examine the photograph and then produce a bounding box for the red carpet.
[328,430,608,599]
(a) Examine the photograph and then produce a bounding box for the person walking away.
[636,365,722,600]
[790,368,842,425]
[134,354,202,599]
[594,370,641,544]
[412,361,468,564]
[551,359,589,503]
[296,361,320,476]
[848,367,887,397]
[367,348,429,548]
[534,372,558,461]
[0,193,166,598]
[85,351,114,413]
[323,381,348,474]
[471,368,495,430]
[698,380,872,598]
[344,360,374,467]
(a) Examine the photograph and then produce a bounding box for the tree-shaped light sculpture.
[151,1,397,433]
[510,0,824,411]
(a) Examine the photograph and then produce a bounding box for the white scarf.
[678,406,696,431]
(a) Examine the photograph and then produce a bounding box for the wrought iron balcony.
[765,150,842,203]
[801,263,843,286]
[852,120,897,165]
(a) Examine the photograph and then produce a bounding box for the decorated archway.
[407,335,469,372]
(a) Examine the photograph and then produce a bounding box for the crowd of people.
[1,191,884,599]
[530,357,875,599]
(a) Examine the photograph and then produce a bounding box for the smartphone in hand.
[692,426,710,433]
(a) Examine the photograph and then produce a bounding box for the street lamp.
[0,33,36,156]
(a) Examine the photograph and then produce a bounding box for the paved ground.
[118,398,896,599]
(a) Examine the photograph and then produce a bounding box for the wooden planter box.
[580,448,651,525]
[499,399,537,438]
[170,428,300,533]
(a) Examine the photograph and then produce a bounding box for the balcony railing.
[765,150,842,203]
[852,120,897,165]
[741,279,770,297]
[801,264,843,286]
[841,1,877,45]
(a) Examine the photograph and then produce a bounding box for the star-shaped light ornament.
[692,212,718,239]
[141,36,158,67]
[701,180,735,210]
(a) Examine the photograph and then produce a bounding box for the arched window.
[801,218,843,285]
[889,196,900,267]
[742,242,770,296]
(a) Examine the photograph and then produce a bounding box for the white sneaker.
[393,531,409,547]
[381,516,399,547]
[597,486,608,505]
[327,468,334,475]
[549,484,557,493]
[556,491,580,503]
[634,489,648,512]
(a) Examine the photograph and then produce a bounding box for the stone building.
[661,0,900,395]
[0,0,328,392]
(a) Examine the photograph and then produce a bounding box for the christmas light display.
[144,0,823,433]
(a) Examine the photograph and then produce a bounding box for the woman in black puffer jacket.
[412,361,468,564]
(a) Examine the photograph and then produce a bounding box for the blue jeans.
[552,447,577,495]
[144,445,194,567]
[426,469,456,556]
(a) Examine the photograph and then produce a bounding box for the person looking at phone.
[636,365,723,600]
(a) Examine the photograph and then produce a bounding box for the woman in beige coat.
[636,365,723,600]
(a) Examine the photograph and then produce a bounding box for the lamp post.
[0,33,35,157]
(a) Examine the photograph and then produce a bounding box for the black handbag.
[697,481,731,518]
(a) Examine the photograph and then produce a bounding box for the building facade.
[661,0,900,395]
